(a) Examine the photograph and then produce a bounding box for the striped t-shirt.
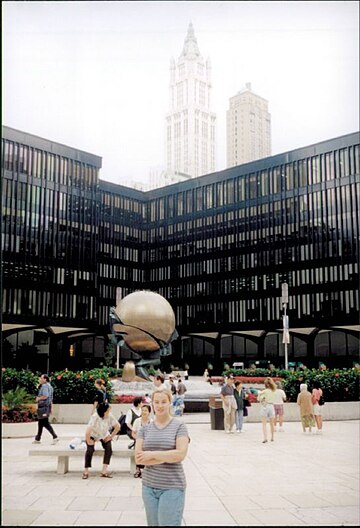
[137,418,189,489]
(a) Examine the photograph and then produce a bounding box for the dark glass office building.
[2,126,359,372]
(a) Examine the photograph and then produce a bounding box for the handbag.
[37,403,51,418]
[230,395,238,410]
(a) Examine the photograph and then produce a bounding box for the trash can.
[209,397,224,430]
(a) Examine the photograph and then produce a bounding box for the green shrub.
[101,367,123,378]
[49,368,114,404]
[223,368,289,378]
[223,367,360,402]
[282,368,360,402]
[1,368,39,396]
[2,386,34,409]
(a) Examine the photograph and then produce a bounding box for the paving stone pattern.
[2,418,359,526]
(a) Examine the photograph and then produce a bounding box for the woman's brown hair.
[264,377,277,391]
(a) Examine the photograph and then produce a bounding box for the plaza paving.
[2,416,359,526]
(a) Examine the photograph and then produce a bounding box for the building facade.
[2,126,359,372]
[166,23,216,178]
[227,83,271,167]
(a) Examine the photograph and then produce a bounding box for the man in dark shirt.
[32,374,59,444]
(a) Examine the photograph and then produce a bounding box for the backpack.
[319,394,325,406]
[117,413,128,435]
[116,409,139,436]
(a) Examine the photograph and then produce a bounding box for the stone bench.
[29,446,136,475]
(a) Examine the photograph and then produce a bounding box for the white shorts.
[313,404,322,416]
[260,403,275,419]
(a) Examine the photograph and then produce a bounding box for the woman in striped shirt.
[136,389,190,526]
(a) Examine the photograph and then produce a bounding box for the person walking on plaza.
[82,402,120,479]
[203,368,213,385]
[257,377,276,443]
[32,374,59,445]
[220,375,236,433]
[297,383,315,434]
[233,380,247,433]
[91,378,108,414]
[176,377,187,415]
[311,381,324,434]
[135,389,190,526]
[152,374,166,393]
[273,380,287,432]
[167,376,177,398]
[131,404,152,478]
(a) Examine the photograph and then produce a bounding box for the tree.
[104,343,116,367]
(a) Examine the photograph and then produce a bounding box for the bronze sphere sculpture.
[110,290,178,379]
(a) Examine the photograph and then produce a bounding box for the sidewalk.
[2,418,359,526]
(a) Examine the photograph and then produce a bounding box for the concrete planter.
[1,404,131,437]
[2,402,359,437]
[209,401,360,422]
[50,403,131,424]
[2,422,37,438]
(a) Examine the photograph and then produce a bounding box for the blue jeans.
[142,485,185,526]
[235,409,244,431]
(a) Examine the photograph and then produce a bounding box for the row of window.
[150,145,359,221]
[2,140,99,190]
[164,289,358,327]
[150,259,358,292]
[2,288,96,320]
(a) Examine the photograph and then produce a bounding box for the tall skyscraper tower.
[166,23,216,178]
[226,83,271,167]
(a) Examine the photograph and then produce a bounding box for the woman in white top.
[257,378,277,443]
[273,380,287,432]
[82,402,120,479]
[132,404,152,478]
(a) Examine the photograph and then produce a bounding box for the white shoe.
[236,429,241,433]
[52,437,59,445]
[32,440,41,444]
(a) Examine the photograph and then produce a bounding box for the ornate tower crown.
[180,22,200,59]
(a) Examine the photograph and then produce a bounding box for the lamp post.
[116,344,120,370]
[115,286,123,370]
[282,283,290,370]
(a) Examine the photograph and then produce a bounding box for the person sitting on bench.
[82,402,120,479]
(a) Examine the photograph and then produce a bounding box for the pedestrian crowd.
[219,373,324,441]
[31,370,325,526]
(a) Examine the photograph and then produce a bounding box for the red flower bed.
[114,394,143,404]
[1,407,37,423]
[234,376,283,383]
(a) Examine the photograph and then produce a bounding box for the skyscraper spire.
[180,22,200,59]
[166,24,216,178]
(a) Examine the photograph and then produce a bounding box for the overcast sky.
[3,1,359,187]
